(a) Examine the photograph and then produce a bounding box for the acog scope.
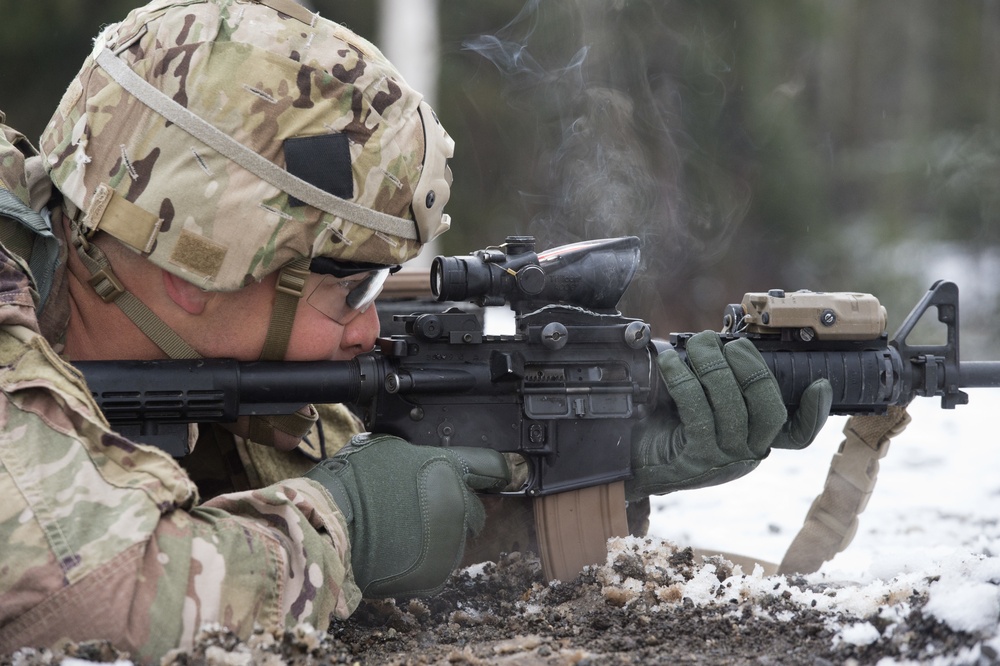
[431,236,641,313]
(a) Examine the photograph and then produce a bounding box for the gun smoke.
[462,0,749,317]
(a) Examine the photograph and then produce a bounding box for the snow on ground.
[648,387,1000,661]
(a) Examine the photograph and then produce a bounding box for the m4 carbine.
[74,236,1000,581]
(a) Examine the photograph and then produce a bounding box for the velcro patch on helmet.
[169,230,227,281]
[284,134,353,208]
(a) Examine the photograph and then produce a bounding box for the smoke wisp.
[462,0,749,297]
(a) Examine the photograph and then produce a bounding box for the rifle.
[73,236,1000,580]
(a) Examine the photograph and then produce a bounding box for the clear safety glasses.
[304,261,394,325]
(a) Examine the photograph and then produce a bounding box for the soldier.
[0,0,832,661]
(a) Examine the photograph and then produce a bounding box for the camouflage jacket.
[0,118,362,662]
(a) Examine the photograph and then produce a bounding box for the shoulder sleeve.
[0,319,360,660]
[0,115,37,207]
[0,115,61,310]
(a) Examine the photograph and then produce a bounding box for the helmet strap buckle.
[259,257,312,361]
[275,261,309,298]
[71,226,201,360]
[87,265,126,303]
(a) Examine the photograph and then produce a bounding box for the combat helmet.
[39,0,454,361]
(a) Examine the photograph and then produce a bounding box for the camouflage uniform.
[0,0,453,661]
[0,130,359,664]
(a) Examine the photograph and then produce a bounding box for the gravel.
[4,537,991,666]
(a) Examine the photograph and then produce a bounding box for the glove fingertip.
[811,378,834,416]
[448,448,512,492]
[727,335,766,359]
[772,379,834,450]
[687,330,725,352]
[654,346,681,372]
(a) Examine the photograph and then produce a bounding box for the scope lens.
[431,257,444,298]
[431,256,465,301]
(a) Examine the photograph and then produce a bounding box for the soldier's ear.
[161,269,213,315]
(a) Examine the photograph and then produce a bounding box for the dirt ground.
[4,538,992,666]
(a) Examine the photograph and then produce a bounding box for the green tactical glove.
[626,330,833,501]
[305,434,510,598]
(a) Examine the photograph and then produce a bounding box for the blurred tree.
[1,0,998,353]
[431,0,1000,354]
[0,0,143,142]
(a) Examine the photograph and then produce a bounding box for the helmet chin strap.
[71,223,202,360]
[248,256,319,446]
[73,221,318,445]
[259,257,310,362]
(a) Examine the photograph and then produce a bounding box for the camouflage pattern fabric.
[40,0,444,291]
[0,114,34,207]
[0,241,362,659]
[0,122,362,657]
[183,403,364,500]
[237,402,365,487]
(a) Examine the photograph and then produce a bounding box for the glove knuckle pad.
[368,459,467,598]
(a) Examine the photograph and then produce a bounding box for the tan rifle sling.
[776,405,912,575]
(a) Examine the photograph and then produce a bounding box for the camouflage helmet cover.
[40,0,453,291]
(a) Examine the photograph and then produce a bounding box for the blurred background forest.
[1,0,999,357]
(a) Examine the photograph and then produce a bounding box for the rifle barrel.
[961,362,1000,389]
